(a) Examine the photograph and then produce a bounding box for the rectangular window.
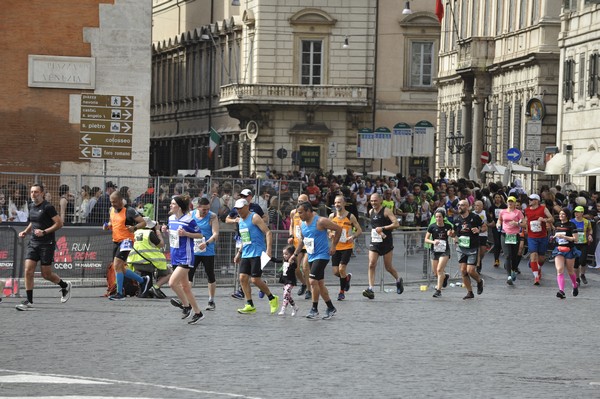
[579,53,586,101]
[589,52,599,97]
[472,0,479,36]
[519,0,527,29]
[410,42,434,87]
[496,0,503,35]
[508,0,515,32]
[531,0,540,24]
[483,0,491,36]
[301,40,322,85]
[564,58,575,101]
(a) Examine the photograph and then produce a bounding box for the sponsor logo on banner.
[53,236,102,270]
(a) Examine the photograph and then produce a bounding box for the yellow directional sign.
[80,94,134,160]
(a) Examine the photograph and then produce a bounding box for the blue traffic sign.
[506,147,522,162]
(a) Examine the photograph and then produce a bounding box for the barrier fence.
[0,224,467,296]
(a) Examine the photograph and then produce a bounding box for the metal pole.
[530,162,534,194]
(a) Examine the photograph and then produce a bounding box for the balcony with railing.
[219,83,371,108]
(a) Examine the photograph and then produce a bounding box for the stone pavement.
[2,241,600,398]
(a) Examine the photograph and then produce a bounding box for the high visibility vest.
[127,229,167,270]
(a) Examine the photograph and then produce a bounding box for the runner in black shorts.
[363,193,404,300]
[16,183,72,311]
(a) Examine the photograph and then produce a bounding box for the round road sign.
[481,151,491,164]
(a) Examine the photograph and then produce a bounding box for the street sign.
[523,150,544,165]
[328,142,338,157]
[80,94,134,160]
[480,151,491,164]
[276,147,287,159]
[506,147,521,162]
[525,135,541,151]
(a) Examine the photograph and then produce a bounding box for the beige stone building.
[151,0,440,178]
[550,0,600,192]
[436,0,562,188]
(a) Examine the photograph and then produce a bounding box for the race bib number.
[458,236,471,248]
[504,234,517,245]
[405,213,415,223]
[235,236,242,249]
[169,230,179,248]
[240,228,252,246]
[577,233,586,244]
[294,225,302,239]
[371,228,383,243]
[309,194,316,202]
[555,232,568,245]
[530,220,542,233]
[433,240,447,252]
[194,237,206,253]
[495,208,502,219]
[303,237,315,254]
[119,238,133,251]
[282,261,290,276]
[340,229,348,243]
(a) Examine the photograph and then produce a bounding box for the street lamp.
[447,132,471,154]
[402,1,412,15]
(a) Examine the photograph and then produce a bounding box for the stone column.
[471,95,485,182]
[459,94,472,178]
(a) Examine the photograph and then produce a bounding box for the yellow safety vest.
[127,229,167,270]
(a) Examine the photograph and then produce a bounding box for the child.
[271,245,299,316]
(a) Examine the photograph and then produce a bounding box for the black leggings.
[492,227,502,261]
[190,255,216,283]
[502,236,520,275]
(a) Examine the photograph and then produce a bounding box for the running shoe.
[188,312,205,324]
[108,293,125,301]
[362,288,375,300]
[306,308,319,320]
[60,281,72,303]
[442,273,450,288]
[269,295,279,314]
[15,300,34,311]
[477,278,484,295]
[291,305,299,317]
[304,290,312,300]
[150,286,167,299]
[396,278,404,295]
[494,259,500,268]
[297,285,307,296]
[237,304,256,314]
[345,273,352,292]
[573,286,579,297]
[278,306,286,316]
[337,292,345,301]
[463,291,475,300]
[231,290,244,300]
[170,297,183,309]
[507,276,513,286]
[322,307,337,320]
[516,268,522,275]
[140,275,151,296]
[511,271,517,282]
[534,276,541,286]
[181,306,192,319]
[556,290,566,299]
[258,290,265,299]
[576,277,581,287]
[581,274,588,285]
[206,301,216,311]
[432,289,442,298]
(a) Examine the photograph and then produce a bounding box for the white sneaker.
[278,306,286,316]
[60,281,72,303]
[291,305,299,317]
[16,300,34,311]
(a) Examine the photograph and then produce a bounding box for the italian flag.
[208,128,221,159]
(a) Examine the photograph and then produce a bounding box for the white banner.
[413,122,434,156]
[357,132,374,159]
[374,132,392,159]
[392,126,412,156]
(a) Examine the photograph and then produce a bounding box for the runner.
[424,209,453,298]
[362,193,404,300]
[523,193,554,285]
[571,205,592,285]
[15,183,72,311]
[191,197,220,310]
[288,194,309,299]
[496,196,524,286]
[473,200,490,273]
[453,200,485,299]
[329,195,362,300]
[551,208,580,299]
[290,201,341,320]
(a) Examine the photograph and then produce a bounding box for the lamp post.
[446,132,471,154]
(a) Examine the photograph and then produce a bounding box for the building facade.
[437,0,561,187]
[553,0,600,192]
[1,0,152,179]
[150,0,440,178]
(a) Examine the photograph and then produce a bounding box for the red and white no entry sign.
[481,151,490,164]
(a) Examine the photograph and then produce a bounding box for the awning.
[570,150,599,175]
[213,165,240,173]
[481,163,542,175]
[367,170,396,177]
[577,166,600,176]
[544,153,567,175]
[331,169,359,176]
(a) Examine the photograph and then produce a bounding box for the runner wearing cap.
[497,196,524,286]
[233,198,279,314]
[522,193,554,285]
[571,205,593,285]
